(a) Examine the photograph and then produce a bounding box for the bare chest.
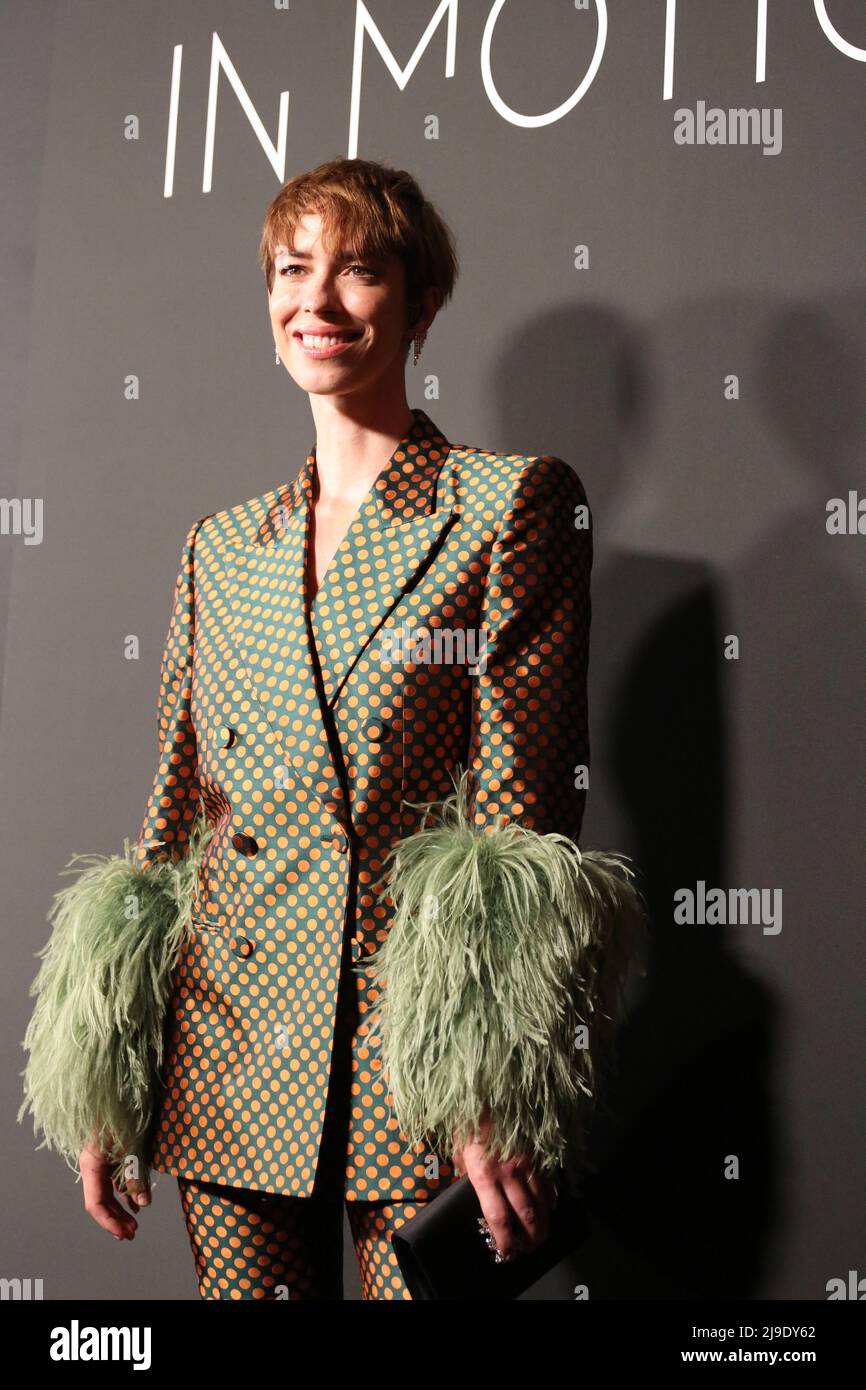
[306,501,361,606]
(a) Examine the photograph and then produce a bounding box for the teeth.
[300,333,357,347]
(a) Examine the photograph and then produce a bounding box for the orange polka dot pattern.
[136,407,592,1202]
[177,1177,420,1300]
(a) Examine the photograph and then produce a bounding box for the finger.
[123,1174,152,1210]
[100,1175,139,1237]
[467,1165,516,1262]
[526,1161,559,1208]
[523,1167,552,1243]
[500,1164,545,1251]
[86,1162,139,1239]
[121,1189,149,1216]
[87,1196,138,1240]
[82,1166,137,1240]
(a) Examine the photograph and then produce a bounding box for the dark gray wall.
[3,0,864,1300]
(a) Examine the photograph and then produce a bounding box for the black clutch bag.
[391,1170,590,1300]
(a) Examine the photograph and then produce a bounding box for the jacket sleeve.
[135,517,206,868]
[17,517,213,1188]
[364,458,646,1177]
[466,455,591,841]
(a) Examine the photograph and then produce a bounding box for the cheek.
[272,309,295,341]
[364,302,407,345]
[350,286,398,323]
[269,284,294,317]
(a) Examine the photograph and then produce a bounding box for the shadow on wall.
[491,295,866,1299]
[582,568,777,1300]
[489,296,856,1301]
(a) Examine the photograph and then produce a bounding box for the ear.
[405,286,443,339]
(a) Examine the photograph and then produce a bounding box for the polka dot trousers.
[177,1177,420,1300]
[176,937,424,1300]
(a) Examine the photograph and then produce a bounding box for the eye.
[276,262,376,278]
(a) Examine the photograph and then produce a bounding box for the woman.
[19,158,644,1300]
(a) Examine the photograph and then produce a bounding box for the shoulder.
[177,434,589,550]
[181,481,293,553]
[447,437,589,524]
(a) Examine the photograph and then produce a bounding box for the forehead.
[274,211,396,265]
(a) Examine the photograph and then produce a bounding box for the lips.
[294,330,361,341]
[292,331,363,361]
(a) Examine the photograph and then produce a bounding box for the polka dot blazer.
[135,406,592,1202]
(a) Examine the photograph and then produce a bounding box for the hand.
[79,1141,151,1241]
[451,1109,558,1262]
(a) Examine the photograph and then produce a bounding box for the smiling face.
[268,210,420,400]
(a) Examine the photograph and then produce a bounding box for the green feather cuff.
[17,813,212,1191]
[362,769,648,1176]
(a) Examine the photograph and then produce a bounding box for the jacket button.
[231,833,259,856]
[364,718,390,742]
[230,936,254,959]
[219,725,237,749]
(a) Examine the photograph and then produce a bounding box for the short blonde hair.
[258,157,459,332]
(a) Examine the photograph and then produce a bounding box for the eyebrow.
[277,247,384,263]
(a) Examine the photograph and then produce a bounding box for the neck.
[308,391,415,509]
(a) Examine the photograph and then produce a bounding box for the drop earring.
[412,330,427,366]
[275,344,280,364]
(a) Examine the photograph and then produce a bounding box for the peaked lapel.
[309,406,458,705]
[216,407,459,832]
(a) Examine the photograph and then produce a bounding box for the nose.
[273,269,343,317]
[300,267,345,310]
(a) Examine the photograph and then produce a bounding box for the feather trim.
[361,769,648,1175]
[17,812,212,1190]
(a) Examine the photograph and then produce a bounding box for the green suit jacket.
[136,406,592,1201]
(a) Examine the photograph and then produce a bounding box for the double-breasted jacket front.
[135,406,592,1203]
